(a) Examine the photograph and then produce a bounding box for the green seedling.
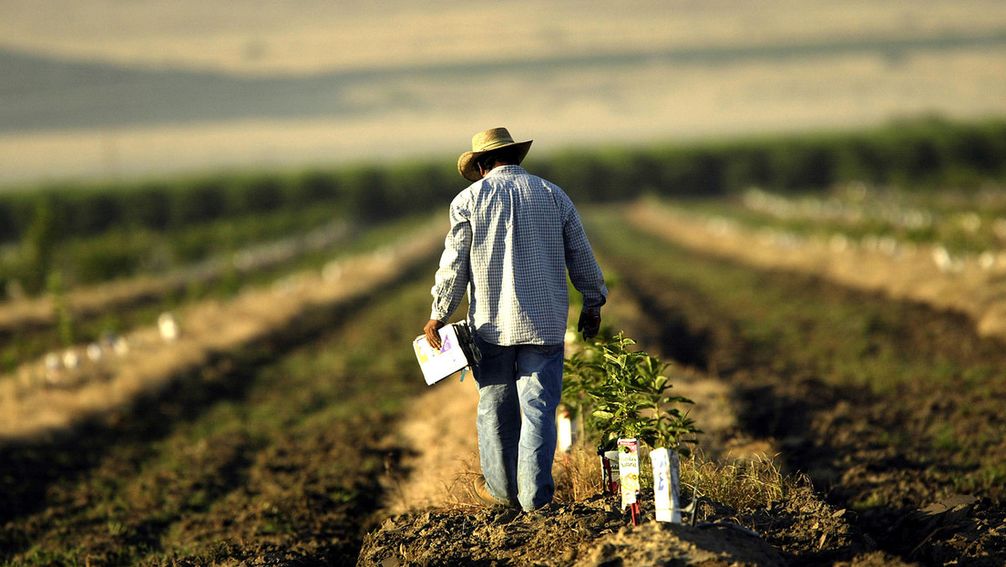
[564,332,701,454]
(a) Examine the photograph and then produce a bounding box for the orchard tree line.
[2,116,1004,295]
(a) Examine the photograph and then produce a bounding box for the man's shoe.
[473,479,509,507]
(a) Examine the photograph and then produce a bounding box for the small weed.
[680,451,795,512]
[851,491,887,511]
[929,423,960,452]
[107,520,128,537]
[553,446,604,503]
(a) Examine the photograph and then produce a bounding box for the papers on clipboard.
[413,321,481,385]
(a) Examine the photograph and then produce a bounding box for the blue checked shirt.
[430,165,607,346]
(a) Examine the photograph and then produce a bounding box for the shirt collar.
[484,164,525,178]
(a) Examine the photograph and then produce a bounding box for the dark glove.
[577,307,601,340]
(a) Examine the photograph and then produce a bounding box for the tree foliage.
[564,332,701,453]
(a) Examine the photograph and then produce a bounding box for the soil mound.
[578,521,783,566]
[358,496,792,566]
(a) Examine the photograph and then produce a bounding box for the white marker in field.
[62,349,80,370]
[86,343,103,362]
[618,438,642,525]
[601,450,620,495]
[650,447,682,523]
[556,406,573,453]
[44,352,62,373]
[113,337,130,356]
[158,312,180,342]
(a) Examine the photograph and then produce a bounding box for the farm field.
[0,216,447,562]
[3,0,1006,562]
[3,198,1006,564]
[2,119,1006,564]
[586,207,1006,562]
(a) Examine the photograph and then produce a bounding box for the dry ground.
[0,221,443,440]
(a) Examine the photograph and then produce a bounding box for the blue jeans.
[472,336,564,511]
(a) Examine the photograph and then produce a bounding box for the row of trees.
[2,116,1004,247]
[533,116,1006,203]
[0,163,461,245]
[1,116,1004,295]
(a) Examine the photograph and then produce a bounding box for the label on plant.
[650,447,682,523]
[557,407,573,453]
[617,438,640,509]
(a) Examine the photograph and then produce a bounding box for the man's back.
[457,165,573,345]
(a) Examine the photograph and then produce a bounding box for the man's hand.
[424,319,445,350]
[577,307,601,340]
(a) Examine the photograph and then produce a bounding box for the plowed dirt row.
[588,210,1006,565]
[0,220,352,343]
[0,266,439,564]
[628,199,1006,341]
[0,222,441,441]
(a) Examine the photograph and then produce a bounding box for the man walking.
[424,127,607,512]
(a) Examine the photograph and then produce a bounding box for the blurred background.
[4,3,1006,565]
[2,0,1004,184]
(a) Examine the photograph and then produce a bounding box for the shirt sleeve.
[430,199,472,322]
[563,202,608,309]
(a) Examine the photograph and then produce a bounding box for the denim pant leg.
[472,339,520,505]
[515,343,564,511]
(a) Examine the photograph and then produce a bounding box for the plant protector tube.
[650,447,682,523]
[557,407,573,453]
[617,438,640,510]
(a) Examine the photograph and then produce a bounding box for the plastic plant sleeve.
[650,447,682,523]
[557,406,573,453]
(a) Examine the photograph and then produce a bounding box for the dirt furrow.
[0,220,352,342]
[0,261,442,564]
[588,210,1006,565]
[628,199,1006,342]
[0,221,442,441]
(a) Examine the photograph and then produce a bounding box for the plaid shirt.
[430,165,607,346]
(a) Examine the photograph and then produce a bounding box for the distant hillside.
[3,29,1005,133]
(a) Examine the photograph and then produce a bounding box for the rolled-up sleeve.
[563,205,607,309]
[430,199,472,322]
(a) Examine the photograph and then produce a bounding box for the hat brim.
[457,140,533,182]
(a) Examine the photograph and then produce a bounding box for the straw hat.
[457,127,533,182]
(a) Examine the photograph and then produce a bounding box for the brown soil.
[380,378,480,515]
[361,471,882,566]
[628,200,1006,342]
[577,521,784,567]
[0,224,442,440]
[363,501,798,567]
[593,217,1006,566]
[361,496,835,566]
